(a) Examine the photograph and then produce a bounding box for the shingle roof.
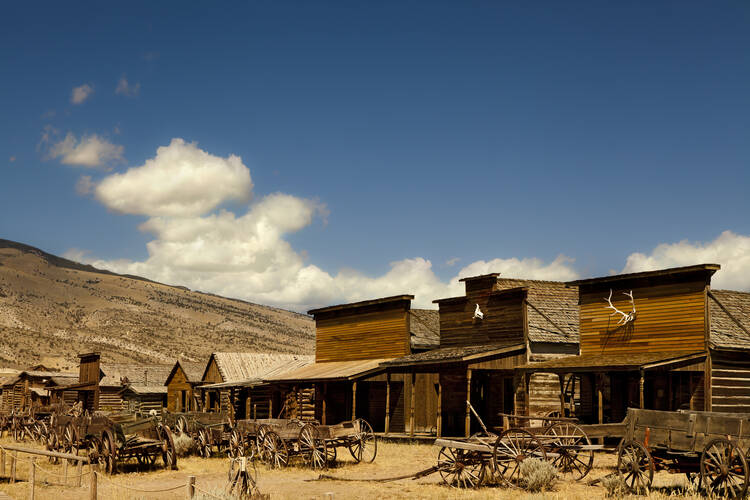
[382,342,525,367]
[409,309,439,350]
[264,358,389,382]
[99,363,173,387]
[209,353,315,383]
[709,290,750,349]
[516,351,706,372]
[495,278,579,344]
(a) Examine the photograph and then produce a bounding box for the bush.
[519,458,557,492]
[173,432,196,456]
[601,473,626,497]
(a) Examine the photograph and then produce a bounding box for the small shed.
[164,361,205,412]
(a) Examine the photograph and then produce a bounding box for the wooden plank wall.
[202,358,223,384]
[79,356,100,384]
[439,292,525,348]
[710,351,750,413]
[166,366,194,412]
[99,388,124,412]
[315,305,410,362]
[579,280,706,355]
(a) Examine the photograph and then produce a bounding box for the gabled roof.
[2,371,76,387]
[99,363,173,388]
[164,360,206,386]
[204,353,315,383]
[409,309,439,350]
[496,278,579,344]
[709,289,750,350]
[200,356,315,389]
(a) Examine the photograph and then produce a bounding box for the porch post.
[558,373,566,416]
[352,381,357,419]
[409,371,416,437]
[639,370,645,409]
[385,372,391,434]
[596,373,604,445]
[322,383,327,425]
[437,376,442,438]
[465,369,473,438]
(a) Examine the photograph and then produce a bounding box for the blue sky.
[1,2,749,310]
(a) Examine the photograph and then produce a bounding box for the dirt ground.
[0,437,704,500]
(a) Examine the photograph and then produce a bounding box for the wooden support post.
[29,457,35,500]
[89,464,98,500]
[322,383,327,425]
[352,381,357,419]
[558,374,566,416]
[253,403,257,420]
[596,373,604,445]
[1,447,5,477]
[465,369,473,438]
[410,372,416,437]
[76,459,83,487]
[10,451,16,483]
[385,373,391,434]
[187,475,196,499]
[269,397,273,419]
[437,377,442,438]
[63,458,68,485]
[639,370,645,409]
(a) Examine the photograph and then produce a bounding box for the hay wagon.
[51,411,177,474]
[617,408,750,497]
[164,410,233,458]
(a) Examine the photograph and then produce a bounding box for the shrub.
[173,432,196,456]
[519,458,557,492]
[601,473,626,497]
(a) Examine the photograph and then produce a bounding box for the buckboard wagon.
[164,410,233,458]
[617,408,750,497]
[50,412,177,473]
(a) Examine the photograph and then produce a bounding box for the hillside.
[0,239,315,370]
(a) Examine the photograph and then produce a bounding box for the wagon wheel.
[261,431,289,468]
[160,425,178,470]
[437,447,486,488]
[227,458,260,499]
[348,418,377,463]
[700,437,749,498]
[543,422,594,480]
[197,428,212,458]
[137,452,157,468]
[229,428,245,458]
[243,432,256,461]
[299,424,329,469]
[61,422,79,456]
[29,420,42,442]
[46,429,61,464]
[492,428,547,488]
[175,416,189,436]
[617,440,654,494]
[100,429,117,474]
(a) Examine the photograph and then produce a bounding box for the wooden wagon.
[164,410,233,458]
[51,411,177,474]
[617,408,750,497]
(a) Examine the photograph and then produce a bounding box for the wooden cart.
[617,408,750,497]
[164,410,233,458]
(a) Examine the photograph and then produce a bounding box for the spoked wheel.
[299,424,329,469]
[159,425,178,470]
[229,428,245,458]
[46,430,60,464]
[701,437,749,498]
[261,431,289,468]
[617,440,654,494]
[62,423,79,456]
[227,457,259,499]
[492,428,547,488]
[348,418,377,463]
[543,422,594,481]
[175,416,188,437]
[243,433,256,461]
[87,436,103,469]
[197,428,212,458]
[136,453,157,468]
[100,430,117,474]
[437,447,486,488]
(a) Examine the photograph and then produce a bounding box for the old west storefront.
[382,274,580,438]
[517,264,750,425]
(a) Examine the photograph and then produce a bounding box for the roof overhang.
[516,351,707,373]
[382,343,526,370]
[566,264,720,287]
[264,358,390,383]
[307,295,414,316]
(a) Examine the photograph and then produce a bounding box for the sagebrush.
[520,457,557,492]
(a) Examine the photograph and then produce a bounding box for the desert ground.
[0,437,704,500]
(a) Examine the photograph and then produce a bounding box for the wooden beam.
[558,374,566,416]
[409,372,416,437]
[352,381,357,419]
[465,369,473,438]
[596,373,604,445]
[385,373,391,434]
[437,377,442,438]
[322,383,327,425]
[639,370,645,409]
[705,352,712,412]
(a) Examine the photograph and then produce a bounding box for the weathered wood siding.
[710,351,750,413]
[99,387,124,412]
[579,281,707,355]
[79,355,100,384]
[315,307,410,362]
[439,290,525,348]
[166,366,195,412]
[202,358,223,384]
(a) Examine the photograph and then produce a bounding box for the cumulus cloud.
[95,138,253,216]
[115,76,140,97]
[71,84,93,104]
[48,133,124,167]
[622,231,750,290]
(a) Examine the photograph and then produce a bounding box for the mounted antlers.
[604,289,637,325]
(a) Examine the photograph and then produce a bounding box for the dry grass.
[0,437,708,499]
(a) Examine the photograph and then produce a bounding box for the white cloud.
[115,76,140,97]
[75,175,94,195]
[622,231,750,290]
[95,138,253,216]
[49,133,124,167]
[71,84,93,104]
[75,140,579,311]
[445,257,460,267]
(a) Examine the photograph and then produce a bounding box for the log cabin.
[381,274,579,438]
[516,263,750,426]
[51,353,172,414]
[196,352,313,419]
[1,369,76,411]
[164,361,205,412]
[265,296,440,430]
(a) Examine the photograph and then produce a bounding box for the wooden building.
[164,361,205,412]
[53,353,172,414]
[517,264,750,425]
[196,352,313,419]
[381,274,579,437]
[266,296,441,431]
[1,369,76,411]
